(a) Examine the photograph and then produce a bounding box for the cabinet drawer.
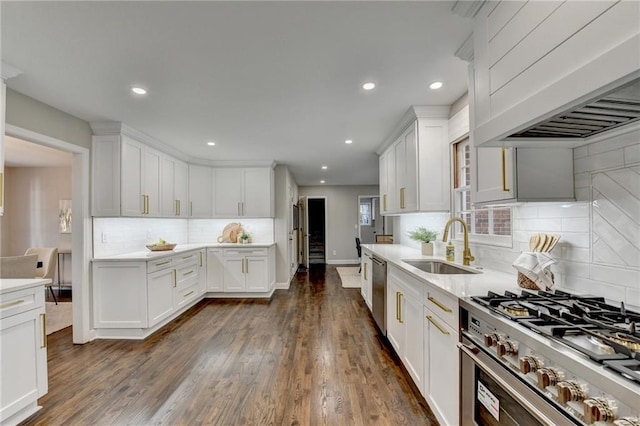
[224,247,268,257]
[424,286,458,330]
[173,251,199,267]
[0,286,44,319]
[147,257,174,273]
[175,261,199,290]
[389,265,424,300]
[176,282,199,308]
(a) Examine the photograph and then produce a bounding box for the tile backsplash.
[93,218,274,258]
[399,131,640,307]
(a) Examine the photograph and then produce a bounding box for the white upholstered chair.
[0,254,39,279]
[25,247,59,304]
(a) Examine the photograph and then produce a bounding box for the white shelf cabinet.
[472,147,574,204]
[161,155,188,217]
[378,107,450,215]
[0,283,48,425]
[470,1,640,147]
[214,167,274,218]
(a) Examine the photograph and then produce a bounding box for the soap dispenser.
[446,239,455,262]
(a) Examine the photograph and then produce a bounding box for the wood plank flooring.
[23,265,438,425]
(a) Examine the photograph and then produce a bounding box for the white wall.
[299,185,378,264]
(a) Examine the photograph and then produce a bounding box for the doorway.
[307,198,326,264]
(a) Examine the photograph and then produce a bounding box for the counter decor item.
[238,232,250,244]
[146,238,176,251]
[513,234,561,290]
[407,227,438,256]
[217,223,244,243]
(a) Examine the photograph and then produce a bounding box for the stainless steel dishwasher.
[371,256,387,334]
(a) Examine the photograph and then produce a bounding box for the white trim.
[327,259,360,265]
[305,196,328,265]
[377,105,450,154]
[1,61,23,80]
[5,124,92,344]
[454,34,474,62]
[275,281,290,290]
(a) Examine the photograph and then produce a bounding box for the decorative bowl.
[146,243,177,251]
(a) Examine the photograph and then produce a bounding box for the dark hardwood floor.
[24,265,438,425]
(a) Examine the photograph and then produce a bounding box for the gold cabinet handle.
[184,290,194,298]
[400,187,405,209]
[398,292,404,324]
[501,147,510,192]
[190,201,193,216]
[141,194,146,214]
[427,315,450,335]
[199,251,203,267]
[238,202,242,216]
[383,194,387,211]
[155,260,171,267]
[183,270,195,276]
[364,263,367,280]
[183,254,194,260]
[40,313,47,348]
[427,296,452,313]
[396,292,400,321]
[172,269,177,287]
[245,258,248,274]
[0,299,25,309]
[241,202,245,216]
[175,200,180,216]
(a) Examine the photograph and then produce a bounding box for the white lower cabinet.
[361,251,373,309]
[147,267,175,326]
[423,306,459,426]
[197,249,207,295]
[0,284,48,425]
[222,247,274,293]
[206,248,224,292]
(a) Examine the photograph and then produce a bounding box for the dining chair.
[25,248,59,304]
[355,237,362,273]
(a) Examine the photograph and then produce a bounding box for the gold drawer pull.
[172,269,177,288]
[41,313,47,348]
[0,299,25,309]
[427,315,450,335]
[428,296,452,313]
[501,147,510,192]
[398,292,404,324]
[184,290,194,298]
[183,254,194,259]
[183,270,195,276]
[155,260,171,267]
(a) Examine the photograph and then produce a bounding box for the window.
[453,138,511,242]
[359,202,371,226]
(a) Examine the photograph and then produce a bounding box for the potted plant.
[239,232,250,244]
[408,227,438,255]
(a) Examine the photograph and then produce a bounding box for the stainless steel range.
[459,290,640,426]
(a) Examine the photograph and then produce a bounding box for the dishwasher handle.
[371,257,386,266]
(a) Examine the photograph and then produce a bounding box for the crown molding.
[451,0,486,18]
[1,62,23,80]
[455,34,474,63]
[188,158,276,169]
[376,106,451,155]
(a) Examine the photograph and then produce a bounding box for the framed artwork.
[59,200,72,233]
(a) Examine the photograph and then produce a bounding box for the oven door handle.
[458,342,558,426]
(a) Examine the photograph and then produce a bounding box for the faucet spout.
[442,218,475,266]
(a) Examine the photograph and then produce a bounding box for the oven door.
[459,335,576,426]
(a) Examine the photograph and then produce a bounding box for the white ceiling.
[4,136,73,168]
[1,1,472,186]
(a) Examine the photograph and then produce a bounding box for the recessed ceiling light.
[207,141,216,146]
[429,81,443,90]
[362,82,376,90]
[320,180,325,184]
[321,166,328,170]
[345,140,353,144]
[131,86,147,95]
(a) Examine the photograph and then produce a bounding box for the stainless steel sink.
[402,259,480,275]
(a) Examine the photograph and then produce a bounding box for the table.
[57,249,71,291]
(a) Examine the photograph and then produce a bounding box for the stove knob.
[536,368,564,390]
[497,340,518,357]
[483,333,500,347]
[584,398,618,424]
[556,381,587,404]
[519,356,543,374]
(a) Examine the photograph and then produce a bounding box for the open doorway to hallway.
[307,198,326,264]
[358,195,393,244]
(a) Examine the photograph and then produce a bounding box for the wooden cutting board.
[218,223,244,243]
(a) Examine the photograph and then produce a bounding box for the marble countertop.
[0,278,50,295]
[362,244,521,299]
[93,242,275,261]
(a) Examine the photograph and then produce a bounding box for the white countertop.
[93,242,275,261]
[362,244,521,299]
[0,278,50,295]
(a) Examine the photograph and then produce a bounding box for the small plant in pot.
[408,227,438,256]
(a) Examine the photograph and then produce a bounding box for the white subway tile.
[574,149,624,174]
[573,145,589,159]
[560,232,590,248]
[587,131,639,155]
[517,218,562,232]
[562,218,589,233]
[538,203,589,218]
[626,287,640,310]
[589,264,640,288]
[558,277,626,301]
[513,205,538,219]
[625,144,640,165]
[560,246,590,262]
[574,172,590,189]
[556,260,590,279]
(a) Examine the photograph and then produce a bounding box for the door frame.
[304,196,328,266]
[6,124,93,344]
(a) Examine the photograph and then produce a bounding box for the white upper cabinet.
[161,155,188,217]
[0,80,5,216]
[188,164,213,218]
[378,106,450,214]
[469,1,640,147]
[214,167,274,218]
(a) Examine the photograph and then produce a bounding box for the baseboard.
[326,259,360,265]
[275,281,290,290]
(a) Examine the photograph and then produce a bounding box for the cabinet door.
[472,147,515,204]
[243,168,272,217]
[223,258,246,292]
[245,257,268,291]
[188,165,213,217]
[424,308,459,426]
[161,156,177,216]
[379,153,389,215]
[197,250,207,294]
[400,124,418,211]
[206,249,224,292]
[0,81,5,216]
[121,136,144,216]
[143,147,162,216]
[402,295,424,390]
[0,308,47,422]
[147,268,175,326]
[174,160,189,217]
[386,148,397,213]
[214,168,243,217]
[386,278,404,354]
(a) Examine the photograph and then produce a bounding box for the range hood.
[508,78,640,139]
